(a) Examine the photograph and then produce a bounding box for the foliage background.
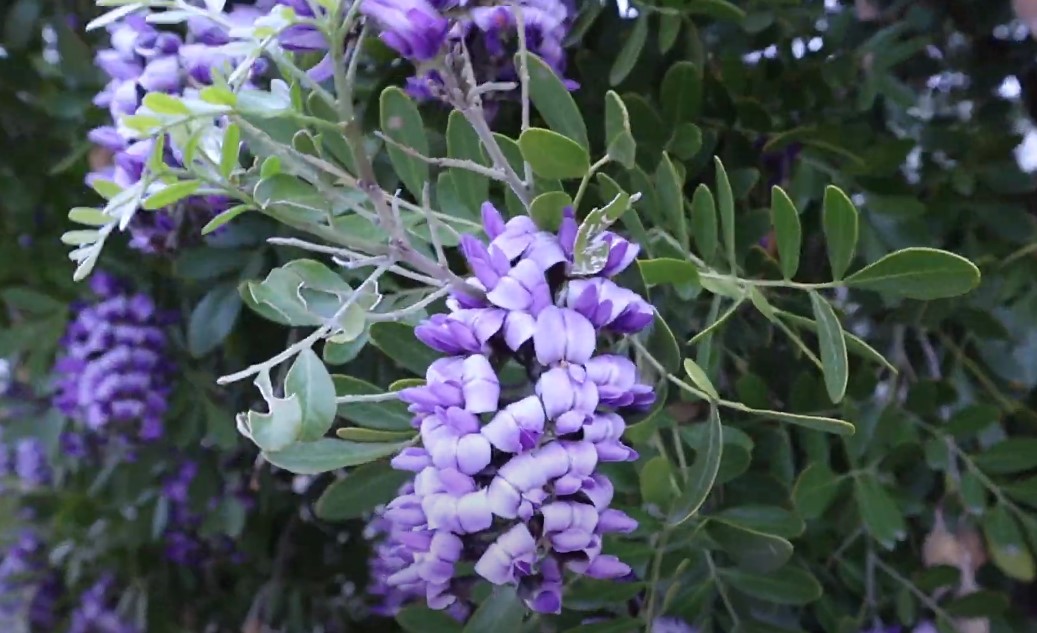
[4,0,1037,631]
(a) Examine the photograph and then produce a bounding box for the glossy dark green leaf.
[369,321,441,376]
[637,258,700,286]
[529,191,572,232]
[972,439,1037,474]
[822,185,858,281]
[446,111,489,217]
[332,375,413,431]
[669,405,722,525]
[714,157,736,271]
[983,504,1035,581]
[771,186,802,279]
[521,51,588,149]
[809,291,848,404]
[713,505,805,538]
[187,282,242,357]
[660,61,703,123]
[380,86,429,199]
[844,247,981,300]
[396,606,463,633]
[709,521,793,573]
[793,463,844,519]
[609,15,648,86]
[853,476,906,549]
[315,461,411,521]
[463,586,526,633]
[285,348,337,442]
[720,566,822,605]
[604,90,636,169]
[656,153,687,248]
[263,438,406,475]
[518,127,590,179]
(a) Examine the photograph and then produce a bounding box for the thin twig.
[421,183,447,266]
[368,287,451,322]
[374,131,509,181]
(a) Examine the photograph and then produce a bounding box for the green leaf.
[446,111,488,218]
[646,311,681,374]
[518,127,590,179]
[688,297,746,346]
[638,258,700,286]
[380,86,429,199]
[562,618,641,633]
[285,348,337,442]
[684,358,719,401]
[690,184,718,264]
[202,204,251,235]
[187,282,242,357]
[656,153,687,248]
[793,463,843,519]
[522,51,588,149]
[315,461,411,521]
[68,207,111,227]
[669,405,722,525]
[463,586,526,633]
[983,504,1035,581]
[397,606,463,633]
[714,158,736,271]
[640,455,674,508]
[720,566,822,605]
[743,406,854,436]
[843,247,981,300]
[142,180,201,210]
[609,15,648,85]
[263,438,406,475]
[972,439,1037,474]
[713,505,805,538]
[809,291,848,404]
[61,230,99,246]
[853,476,906,549]
[822,185,858,280]
[774,309,897,374]
[604,90,636,168]
[686,0,746,21]
[335,427,414,442]
[332,375,413,431]
[243,372,303,452]
[660,61,703,123]
[529,191,573,232]
[658,14,680,53]
[369,322,441,376]
[709,521,793,573]
[220,123,240,178]
[771,186,802,279]
[254,173,325,216]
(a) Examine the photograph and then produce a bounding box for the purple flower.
[14,438,51,487]
[362,0,450,61]
[374,198,649,615]
[52,272,174,444]
[652,617,698,633]
[69,574,141,633]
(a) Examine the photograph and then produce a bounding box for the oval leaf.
[669,405,722,525]
[315,461,411,521]
[809,291,848,404]
[263,438,406,475]
[522,51,588,149]
[843,247,981,300]
[771,186,802,279]
[518,127,590,180]
[822,185,858,280]
[380,86,429,199]
[285,348,337,442]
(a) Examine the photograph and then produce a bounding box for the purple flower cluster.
[0,430,51,490]
[0,531,62,630]
[53,272,174,444]
[358,0,576,102]
[371,203,652,615]
[159,458,247,566]
[89,8,262,253]
[69,574,140,633]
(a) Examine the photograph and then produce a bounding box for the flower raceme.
[371,203,653,615]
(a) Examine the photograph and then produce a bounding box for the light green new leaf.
[220,123,240,178]
[604,90,636,168]
[529,191,572,232]
[714,158,736,271]
[844,247,981,300]
[809,291,848,403]
[771,186,802,279]
[637,258,700,287]
[656,153,687,248]
[521,51,588,149]
[822,185,859,280]
[202,204,251,235]
[263,438,406,475]
[142,180,201,210]
[610,14,648,85]
[690,184,718,264]
[285,348,337,442]
[380,86,429,199]
[743,405,854,436]
[669,405,722,525]
[518,127,590,179]
[142,91,191,115]
[684,358,719,401]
